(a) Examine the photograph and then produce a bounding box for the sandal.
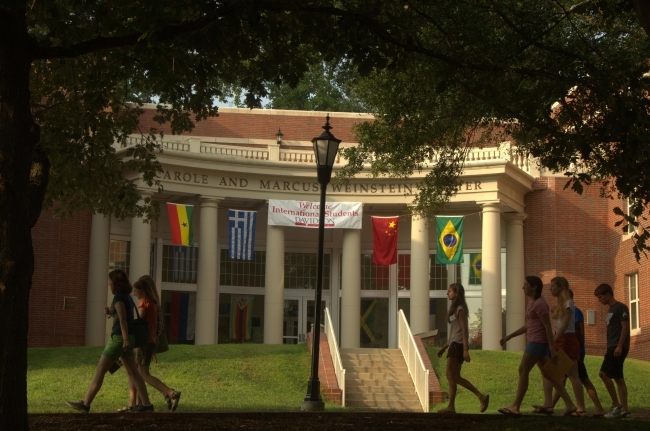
[170,390,181,412]
[117,405,136,413]
[571,410,588,417]
[532,405,554,415]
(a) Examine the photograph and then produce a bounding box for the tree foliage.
[265,59,366,112]
[337,0,650,259]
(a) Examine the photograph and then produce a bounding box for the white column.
[410,216,430,335]
[505,213,527,351]
[480,201,502,351]
[129,191,153,281]
[195,197,221,345]
[264,223,285,344]
[85,213,110,346]
[341,228,361,348]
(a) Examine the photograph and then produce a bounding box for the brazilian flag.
[435,216,464,264]
[470,253,482,284]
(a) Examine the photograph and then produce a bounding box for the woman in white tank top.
[436,283,489,414]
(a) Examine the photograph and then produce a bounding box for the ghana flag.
[435,216,464,264]
[167,203,194,246]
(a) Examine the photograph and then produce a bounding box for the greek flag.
[228,210,257,260]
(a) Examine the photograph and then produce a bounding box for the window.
[429,255,459,290]
[220,249,266,287]
[361,254,389,290]
[627,198,638,235]
[109,240,130,275]
[284,252,330,290]
[627,273,640,331]
[397,254,411,290]
[162,245,199,283]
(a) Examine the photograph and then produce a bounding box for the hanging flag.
[167,203,194,246]
[229,295,254,341]
[372,216,399,265]
[436,216,464,264]
[228,210,257,260]
[169,292,196,342]
[470,253,482,284]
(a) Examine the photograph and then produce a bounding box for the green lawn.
[29,343,650,422]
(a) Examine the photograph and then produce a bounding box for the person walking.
[436,283,489,414]
[498,276,577,416]
[535,277,586,415]
[594,283,631,419]
[548,289,607,416]
[66,269,154,412]
[120,275,181,412]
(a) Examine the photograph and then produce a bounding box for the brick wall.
[524,177,650,360]
[29,208,92,347]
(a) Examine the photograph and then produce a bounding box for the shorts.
[135,342,157,367]
[102,334,135,362]
[524,342,550,359]
[600,346,628,380]
[577,352,589,381]
[555,333,580,360]
[446,342,465,364]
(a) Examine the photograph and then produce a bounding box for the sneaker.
[170,391,181,412]
[66,400,90,413]
[604,406,622,418]
[128,404,154,413]
[619,411,632,419]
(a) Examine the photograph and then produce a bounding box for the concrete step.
[346,392,420,402]
[342,365,408,373]
[341,359,408,369]
[344,399,424,412]
[341,348,402,355]
[346,384,418,394]
[346,371,413,380]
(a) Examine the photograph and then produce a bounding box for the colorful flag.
[372,216,399,265]
[169,292,196,342]
[167,203,194,246]
[470,253,482,284]
[229,295,254,341]
[228,210,257,260]
[436,216,464,264]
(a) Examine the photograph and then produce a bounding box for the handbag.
[129,296,149,348]
[155,306,169,354]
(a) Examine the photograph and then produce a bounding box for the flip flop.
[532,406,554,415]
[571,410,588,417]
[561,407,578,417]
[498,407,521,416]
[590,412,606,418]
[480,394,490,413]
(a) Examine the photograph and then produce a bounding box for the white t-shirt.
[555,299,576,334]
[448,305,465,344]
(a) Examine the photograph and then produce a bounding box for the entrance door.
[282,296,329,344]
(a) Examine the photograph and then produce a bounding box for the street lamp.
[301,114,341,411]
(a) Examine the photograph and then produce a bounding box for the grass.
[28,343,343,413]
[425,346,650,415]
[28,342,650,430]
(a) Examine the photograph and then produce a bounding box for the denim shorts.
[102,334,135,361]
[524,342,550,359]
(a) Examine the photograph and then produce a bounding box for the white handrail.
[324,307,346,406]
[397,309,429,412]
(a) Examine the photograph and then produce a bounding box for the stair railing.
[324,307,346,406]
[397,309,429,412]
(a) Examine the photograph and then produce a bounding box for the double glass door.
[283,297,328,344]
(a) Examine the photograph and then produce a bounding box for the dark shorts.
[446,342,465,364]
[555,333,580,360]
[524,342,550,359]
[135,342,157,367]
[600,347,628,380]
[577,352,589,381]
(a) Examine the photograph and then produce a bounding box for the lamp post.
[301,114,341,411]
[276,127,283,145]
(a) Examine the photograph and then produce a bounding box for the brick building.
[28,106,650,360]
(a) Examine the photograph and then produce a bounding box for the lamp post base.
[300,400,325,411]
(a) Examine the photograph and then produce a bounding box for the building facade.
[28,106,650,360]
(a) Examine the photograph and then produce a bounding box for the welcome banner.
[268,199,362,229]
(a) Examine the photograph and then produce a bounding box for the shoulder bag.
[129,296,150,348]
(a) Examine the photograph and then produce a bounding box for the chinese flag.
[372,216,399,265]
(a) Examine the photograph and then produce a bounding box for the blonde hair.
[551,276,571,320]
[133,275,160,304]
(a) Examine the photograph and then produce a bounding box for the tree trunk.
[0,5,48,431]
